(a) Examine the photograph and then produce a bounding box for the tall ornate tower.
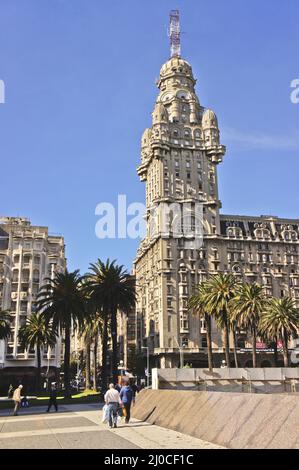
[134,12,299,370]
[134,12,226,367]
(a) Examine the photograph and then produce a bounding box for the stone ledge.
[132,389,299,449]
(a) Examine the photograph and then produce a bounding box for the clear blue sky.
[0,0,298,273]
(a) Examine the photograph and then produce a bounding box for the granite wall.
[132,389,299,448]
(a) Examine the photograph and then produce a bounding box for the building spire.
[169,10,181,58]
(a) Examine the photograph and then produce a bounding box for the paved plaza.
[0,403,223,449]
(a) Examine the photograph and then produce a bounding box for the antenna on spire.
[169,10,181,58]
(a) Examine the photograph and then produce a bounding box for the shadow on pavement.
[0,402,101,418]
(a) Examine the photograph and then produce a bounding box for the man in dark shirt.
[47,383,58,412]
[120,383,133,423]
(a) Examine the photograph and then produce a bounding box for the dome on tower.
[159,56,195,82]
[202,109,218,128]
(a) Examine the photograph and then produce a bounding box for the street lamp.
[173,336,184,368]
[118,359,124,376]
[142,346,150,388]
[45,346,51,391]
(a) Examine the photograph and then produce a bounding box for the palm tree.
[82,331,91,390]
[259,296,299,367]
[0,310,11,340]
[37,270,86,398]
[80,312,103,391]
[204,273,237,368]
[230,282,266,367]
[91,315,104,391]
[84,259,135,388]
[18,312,57,390]
[188,281,214,371]
[230,318,239,369]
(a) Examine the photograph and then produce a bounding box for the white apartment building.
[0,216,66,390]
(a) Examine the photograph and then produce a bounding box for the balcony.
[180,327,189,334]
[20,291,28,300]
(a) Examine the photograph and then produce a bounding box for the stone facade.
[0,216,66,386]
[134,56,299,368]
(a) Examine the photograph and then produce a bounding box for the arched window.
[254,229,263,239]
[263,229,270,239]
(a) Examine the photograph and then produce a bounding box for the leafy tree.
[188,281,214,371]
[18,312,57,390]
[84,259,135,389]
[0,310,11,340]
[260,296,299,367]
[230,282,267,367]
[204,274,237,367]
[80,312,103,391]
[37,270,86,398]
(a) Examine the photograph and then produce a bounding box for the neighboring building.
[134,50,299,368]
[117,275,137,369]
[0,216,66,390]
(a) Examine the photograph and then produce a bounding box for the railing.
[153,368,299,395]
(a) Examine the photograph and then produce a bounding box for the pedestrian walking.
[104,383,121,429]
[47,382,58,412]
[7,384,14,399]
[21,395,29,408]
[131,382,138,405]
[120,382,133,424]
[12,385,23,416]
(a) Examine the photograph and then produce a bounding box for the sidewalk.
[0,403,224,449]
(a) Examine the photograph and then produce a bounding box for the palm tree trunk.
[205,314,213,371]
[282,329,289,367]
[36,345,41,392]
[232,323,239,368]
[252,326,257,368]
[273,337,278,366]
[93,334,98,391]
[85,339,91,390]
[64,322,71,398]
[223,317,231,367]
[111,308,118,385]
[101,314,109,394]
